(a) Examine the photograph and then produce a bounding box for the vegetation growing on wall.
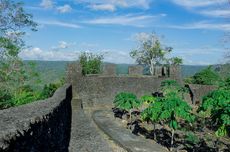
[79,52,104,75]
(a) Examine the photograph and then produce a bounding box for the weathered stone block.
[186,84,217,105]
[103,64,116,76]
[154,66,162,77]
[169,65,181,82]
[128,65,143,75]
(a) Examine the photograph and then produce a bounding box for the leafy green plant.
[160,80,187,99]
[140,95,155,104]
[158,92,195,151]
[114,92,140,123]
[141,101,163,140]
[79,52,104,75]
[198,90,230,137]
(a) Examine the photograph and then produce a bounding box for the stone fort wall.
[68,63,182,108]
[0,84,72,152]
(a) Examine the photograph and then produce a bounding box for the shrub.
[198,90,230,137]
[192,66,221,85]
[0,88,13,109]
[79,52,104,75]
[219,77,230,90]
[12,90,40,106]
[40,80,64,99]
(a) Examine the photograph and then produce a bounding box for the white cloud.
[19,47,79,61]
[19,47,134,63]
[171,0,230,18]
[38,20,81,29]
[51,41,76,50]
[40,0,54,9]
[58,41,69,49]
[171,0,226,8]
[200,9,230,18]
[79,0,151,11]
[57,4,72,13]
[167,21,230,31]
[89,4,116,12]
[82,14,164,27]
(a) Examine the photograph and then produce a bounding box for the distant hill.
[24,60,72,87]
[181,65,208,78]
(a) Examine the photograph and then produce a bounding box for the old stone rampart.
[68,63,182,108]
[0,84,72,152]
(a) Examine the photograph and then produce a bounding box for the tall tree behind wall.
[0,0,37,108]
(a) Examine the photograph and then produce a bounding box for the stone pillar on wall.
[128,65,143,75]
[169,65,182,82]
[66,62,82,83]
[155,66,162,77]
[103,64,116,76]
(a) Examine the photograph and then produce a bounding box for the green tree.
[79,52,104,75]
[192,66,221,85]
[169,57,183,65]
[0,0,37,109]
[130,33,173,75]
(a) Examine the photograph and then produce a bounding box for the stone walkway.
[93,110,168,152]
[68,99,113,152]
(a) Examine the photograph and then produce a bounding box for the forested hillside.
[24,60,71,88]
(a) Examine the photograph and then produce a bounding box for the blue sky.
[17,0,230,65]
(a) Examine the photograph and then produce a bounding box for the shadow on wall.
[0,84,72,152]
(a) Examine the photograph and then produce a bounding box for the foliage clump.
[113,92,140,111]
[198,89,230,137]
[185,66,221,85]
[79,52,104,75]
